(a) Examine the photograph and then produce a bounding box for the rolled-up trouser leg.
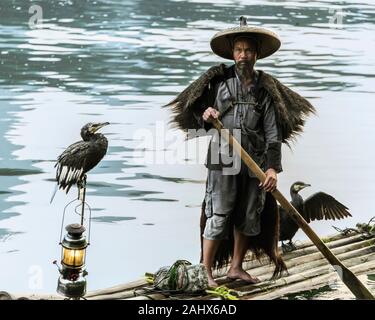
[203,169,237,240]
[203,169,265,240]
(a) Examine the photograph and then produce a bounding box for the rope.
[205,286,239,300]
[153,259,191,291]
[333,217,375,236]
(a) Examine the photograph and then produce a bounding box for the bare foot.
[227,268,260,284]
[207,277,219,288]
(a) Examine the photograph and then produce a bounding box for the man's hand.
[259,168,277,192]
[203,107,220,123]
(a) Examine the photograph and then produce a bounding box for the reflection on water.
[118,172,204,183]
[0,168,43,176]
[91,216,136,224]
[0,228,23,242]
[0,0,374,294]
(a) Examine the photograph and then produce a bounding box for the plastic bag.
[153,260,208,293]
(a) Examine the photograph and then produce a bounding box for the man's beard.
[235,60,254,81]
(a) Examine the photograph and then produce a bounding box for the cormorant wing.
[55,141,90,192]
[303,192,352,223]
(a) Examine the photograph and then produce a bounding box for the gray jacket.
[195,65,282,174]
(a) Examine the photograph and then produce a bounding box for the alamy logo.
[28,5,43,29]
[328,8,345,29]
[28,265,43,290]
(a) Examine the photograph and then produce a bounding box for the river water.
[0,0,374,294]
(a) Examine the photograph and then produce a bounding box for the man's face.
[233,38,257,71]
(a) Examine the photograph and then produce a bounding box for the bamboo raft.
[3,230,375,300]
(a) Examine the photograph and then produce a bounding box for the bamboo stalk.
[10,234,373,300]
[194,253,375,301]
[10,293,63,300]
[281,233,368,260]
[91,251,375,301]
[236,252,375,297]
[88,288,149,300]
[279,239,375,272]
[213,234,374,281]
[207,246,375,297]
[84,279,147,298]
[88,238,374,300]
[280,232,357,253]
[277,246,375,280]
[248,261,375,300]
[126,293,169,300]
[212,211,366,279]
[234,241,375,282]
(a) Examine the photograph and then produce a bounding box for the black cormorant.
[279,181,352,251]
[50,122,109,202]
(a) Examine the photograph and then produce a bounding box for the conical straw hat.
[210,16,281,60]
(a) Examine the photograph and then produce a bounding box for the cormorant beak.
[302,183,311,189]
[92,122,110,133]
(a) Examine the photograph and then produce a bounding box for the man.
[166,16,315,288]
[201,35,281,287]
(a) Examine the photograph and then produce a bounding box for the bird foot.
[77,175,87,189]
[281,241,298,253]
[287,241,298,251]
[281,242,289,254]
[77,175,88,201]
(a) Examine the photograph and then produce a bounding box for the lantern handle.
[59,198,80,243]
[73,201,92,245]
[60,197,92,245]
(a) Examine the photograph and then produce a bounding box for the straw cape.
[166,63,316,145]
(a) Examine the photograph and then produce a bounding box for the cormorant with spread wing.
[50,122,109,202]
[279,181,352,251]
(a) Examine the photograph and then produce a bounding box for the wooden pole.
[78,175,87,226]
[212,119,374,300]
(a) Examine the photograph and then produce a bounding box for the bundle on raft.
[4,228,375,300]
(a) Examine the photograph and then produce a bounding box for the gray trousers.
[203,168,266,240]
